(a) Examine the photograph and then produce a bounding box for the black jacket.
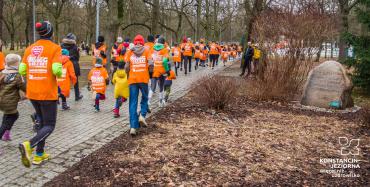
[61,40,81,76]
[244,46,254,62]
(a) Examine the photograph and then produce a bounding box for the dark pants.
[74,77,81,99]
[95,93,106,110]
[241,59,252,76]
[60,94,66,103]
[175,62,180,75]
[151,75,166,93]
[0,112,19,138]
[29,100,57,154]
[210,54,217,68]
[184,56,192,74]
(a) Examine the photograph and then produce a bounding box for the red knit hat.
[182,36,187,43]
[134,35,145,45]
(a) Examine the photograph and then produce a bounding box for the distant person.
[61,33,83,101]
[86,44,90,55]
[57,49,77,110]
[92,36,107,66]
[240,42,254,77]
[88,58,109,112]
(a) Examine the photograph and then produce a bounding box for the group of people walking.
[0,21,241,168]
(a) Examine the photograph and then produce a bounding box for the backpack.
[254,48,261,59]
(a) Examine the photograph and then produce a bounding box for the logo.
[31,46,44,56]
[339,137,360,156]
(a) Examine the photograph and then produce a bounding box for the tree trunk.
[25,1,33,45]
[10,33,15,50]
[315,43,323,62]
[196,0,201,41]
[338,3,350,62]
[151,0,160,35]
[0,0,3,51]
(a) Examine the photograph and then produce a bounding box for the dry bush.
[247,4,335,101]
[193,76,238,110]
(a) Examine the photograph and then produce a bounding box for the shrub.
[193,76,239,110]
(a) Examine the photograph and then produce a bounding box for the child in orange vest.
[164,70,176,102]
[88,58,109,112]
[221,48,229,66]
[58,49,77,110]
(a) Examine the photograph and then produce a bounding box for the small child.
[194,45,201,70]
[112,62,129,118]
[57,49,77,110]
[88,58,109,112]
[221,48,229,66]
[0,54,26,148]
[164,70,176,102]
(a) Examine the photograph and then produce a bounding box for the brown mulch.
[44,84,369,186]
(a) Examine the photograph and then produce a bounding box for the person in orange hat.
[57,49,77,110]
[125,34,151,136]
[88,58,109,112]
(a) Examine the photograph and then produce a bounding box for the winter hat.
[124,37,130,43]
[62,49,69,56]
[35,21,53,39]
[157,37,165,44]
[95,58,103,67]
[155,34,161,39]
[98,36,105,43]
[182,37,187,43]
[5,54,21,69]
[134,35,145,46]
[123,42,129,48]
[147,34,155,42]
[117,37,123,43]
[65,33,76,41]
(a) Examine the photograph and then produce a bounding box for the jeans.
[129,83,149,129]
[195,58,200,69]
[0,112,19,138]
[29,100,57,154]
[115,97,122,109]
[95,93,106,110]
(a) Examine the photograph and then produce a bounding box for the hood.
[153,43,164,51]
[62,38,76,45]
[116,69,127,79]
[61,55,70,65]
[132,45,145,57]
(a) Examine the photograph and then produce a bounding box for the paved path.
[0,59,238,187]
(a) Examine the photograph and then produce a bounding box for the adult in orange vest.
[148,37,170,108]
[18,21,63,167]
[92,36,107,66]
[171,43,182,75]
[209,41,220,69]
[111,36,124,74]
[181,38,194,75]
[145,34,155,79]
[57,49,77,110]
[180,37,187,71]
[125,34,151,136]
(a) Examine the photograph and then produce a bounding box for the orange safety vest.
[88,67,109,94]
[22,39,62,100]
[0,52,4,71]
[57,55,77,97]
[126,48,151,85]
[183,42,193,56]
[171,47,181,63]
[93,44,107,65]
[152,48,169,78]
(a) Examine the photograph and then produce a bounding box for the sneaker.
[139,114,147,127]
[75,95,83,101]
[32,152,50,165]
[62,104,70,110]
[2,130,11,141]
[113,108,120,118]
[19,141,33,168]
[95,108,100,112]
[130,128,137,136]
